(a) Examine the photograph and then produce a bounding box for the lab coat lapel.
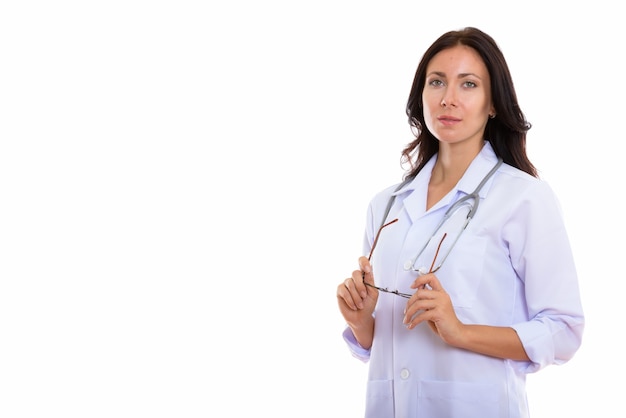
[393,142,501,225]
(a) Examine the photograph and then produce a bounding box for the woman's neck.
[426,141,483,210]
[431,141,482,185]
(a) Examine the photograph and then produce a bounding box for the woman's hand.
[403,273,465,346]
[337,256,379,349]
[403,273,530,360]
[337,256,379,320]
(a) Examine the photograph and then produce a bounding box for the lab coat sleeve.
[507,181,584,373]
[342,327,371,362]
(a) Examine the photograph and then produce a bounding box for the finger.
[351,269,369,300]
[357,256,375,294]
[343,276,365,310]
[404,288,439,320]
[405,290,436,312]
[410,272,441,290]
[358,256,372,274]
[337,280,358,311]
[403,303,436,329]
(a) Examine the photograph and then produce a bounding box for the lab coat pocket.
[364,379,393,418]
[418,379,499,418]
[439,236,487,309]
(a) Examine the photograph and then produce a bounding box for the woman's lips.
[438,115,461,126]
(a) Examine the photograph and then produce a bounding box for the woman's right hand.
[336,256,379,325]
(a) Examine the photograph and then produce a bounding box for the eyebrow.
[427,71,484,80]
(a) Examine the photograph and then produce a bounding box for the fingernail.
[361,291,367,299]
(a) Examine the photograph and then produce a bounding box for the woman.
[336,27,584,418]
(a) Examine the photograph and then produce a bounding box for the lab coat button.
[403,260,412,270]
[400,369,410,379]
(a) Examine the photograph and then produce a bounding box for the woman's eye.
[463,81,477,88]
[429,79,444,87]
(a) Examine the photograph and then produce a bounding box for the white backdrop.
[1,1,622,417]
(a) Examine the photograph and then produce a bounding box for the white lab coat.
[343,142,584,418]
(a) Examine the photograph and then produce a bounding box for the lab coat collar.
[454,141,501,196]
[392,142,501,221]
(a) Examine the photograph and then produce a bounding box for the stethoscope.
[378,157,503,274]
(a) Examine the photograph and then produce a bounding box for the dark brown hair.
[403,27,537,178]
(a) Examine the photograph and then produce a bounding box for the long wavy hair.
[402,27,537,179]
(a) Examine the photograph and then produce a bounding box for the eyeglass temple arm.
[368,218,398,260]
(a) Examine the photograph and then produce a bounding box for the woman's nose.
[440,90,456,108]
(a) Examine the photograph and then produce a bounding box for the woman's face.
[422,45,495,150]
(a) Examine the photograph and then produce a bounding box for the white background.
[0,1,622,417]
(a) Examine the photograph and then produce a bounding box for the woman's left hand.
[403,273,465,346]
